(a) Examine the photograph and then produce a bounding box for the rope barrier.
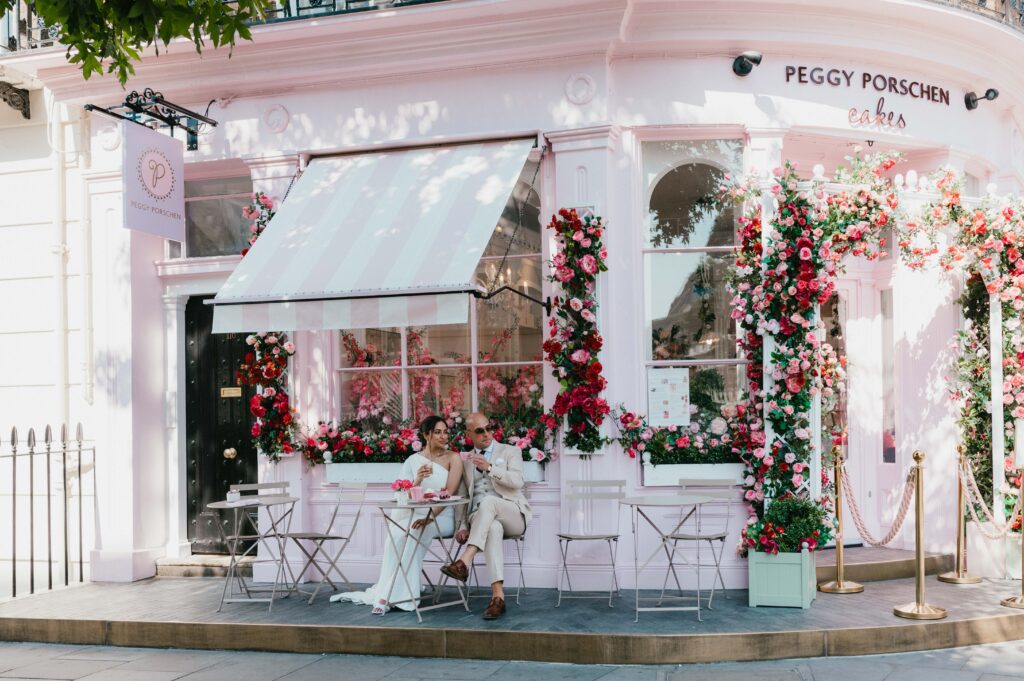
[958,457,1024,540]
[841,464,917,547]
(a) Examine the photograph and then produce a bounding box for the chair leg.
[513,536,525,606]
[707,539,727,609]
[556,538,573,608]
[606,538,617,608]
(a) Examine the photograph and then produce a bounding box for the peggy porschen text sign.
[784,65,952,130]
[121,121,185,240]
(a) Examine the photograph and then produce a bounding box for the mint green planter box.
[747,548,816,609]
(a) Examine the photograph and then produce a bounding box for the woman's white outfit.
[330,452,455,612]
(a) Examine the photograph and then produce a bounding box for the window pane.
[409,367,471,423]
[648,364,745,425]
[184,176,253,198]
[476,256,544,362]
[341,329,402,368]
[483,160,542,257]
[476,364,544,416]
[407,325,470,366]
[646,251,736,361]
[341,369,402,426]
[185,196,252,257]
[642,140,742,248]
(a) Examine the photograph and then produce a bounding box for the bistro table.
[207,495,299,612]
[619,492,734,622]
[376,497,471,623]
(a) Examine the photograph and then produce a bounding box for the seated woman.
[330,414,463,615]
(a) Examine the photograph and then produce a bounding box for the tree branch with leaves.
[2,0,272,85]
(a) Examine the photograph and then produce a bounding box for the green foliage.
[742,494,834,554]
[5,0,271,85]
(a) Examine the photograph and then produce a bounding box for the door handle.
[223,447,238,459]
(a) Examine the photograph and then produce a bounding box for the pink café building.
[1,0,1023,590]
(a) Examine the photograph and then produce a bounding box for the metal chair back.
[230,481,290,498]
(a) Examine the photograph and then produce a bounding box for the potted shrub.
[742,494,833,609]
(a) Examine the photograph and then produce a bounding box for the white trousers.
[467,495,525,584]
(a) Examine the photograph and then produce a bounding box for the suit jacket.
[457,441,532,532]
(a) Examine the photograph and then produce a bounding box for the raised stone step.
[815,546,953,582]
[156,555,253,578]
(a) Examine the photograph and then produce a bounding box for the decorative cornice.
[545,125,621,152]
[0,81,30,119]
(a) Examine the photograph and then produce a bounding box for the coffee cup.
[226,490,241,503]
[460,450,471,461]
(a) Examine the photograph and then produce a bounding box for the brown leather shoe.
[483,596,506,620]
[440,559,469,582]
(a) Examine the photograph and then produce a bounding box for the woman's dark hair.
[418,415,448,443]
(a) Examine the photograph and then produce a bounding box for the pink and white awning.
[211,138,535,333]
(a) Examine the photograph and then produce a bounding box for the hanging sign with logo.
[122,121,185,240]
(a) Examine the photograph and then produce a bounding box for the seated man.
[441,412,531,620]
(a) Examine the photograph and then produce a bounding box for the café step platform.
[5,548,1021,666]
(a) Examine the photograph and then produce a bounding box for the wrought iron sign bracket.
[0,82,30,119]
[83,87,218,151]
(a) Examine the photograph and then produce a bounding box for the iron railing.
[0,423,95,599]
[0,0,447,54]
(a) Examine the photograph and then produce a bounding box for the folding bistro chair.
[556,479,625,607]
[428,486,531,606]
[284,482,367,604]
[664,478,737,609]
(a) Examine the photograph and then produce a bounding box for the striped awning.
[211,138,535,333]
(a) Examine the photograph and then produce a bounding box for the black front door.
[185,295,258,554]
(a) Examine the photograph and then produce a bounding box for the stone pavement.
[3,640,1024,680]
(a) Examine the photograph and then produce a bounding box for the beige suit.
[458,441,532,583]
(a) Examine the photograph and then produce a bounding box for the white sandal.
[372,599,388,616]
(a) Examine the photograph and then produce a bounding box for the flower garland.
[236,333,300,462]
[241,192,275,257]
[236,194,302,462]
[896,170,1024,526]
[717,152,898,518]
[541,208,611,453]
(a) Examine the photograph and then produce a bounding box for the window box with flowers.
[742,495,833,609]
[615,403,747,487]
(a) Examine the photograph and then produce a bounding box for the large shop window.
[642,140,745,425]
[179,175,255,258]
[337,161,544,428]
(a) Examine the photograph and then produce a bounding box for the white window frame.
[638,137,749,417]
[336,252,544,421]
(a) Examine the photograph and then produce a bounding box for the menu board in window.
[647,367,690,427]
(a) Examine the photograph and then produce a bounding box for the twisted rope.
[841,465,916,547]
[959,456,1024,540]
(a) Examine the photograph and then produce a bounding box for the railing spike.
[10,426,16,446]
[60,424,68,444]
[27,428,35,449]
[76,423,83,443]
[44,425,52,445]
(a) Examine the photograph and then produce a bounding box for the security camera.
[732,51,763,77]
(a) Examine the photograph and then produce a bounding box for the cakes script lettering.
[848,97,907,130]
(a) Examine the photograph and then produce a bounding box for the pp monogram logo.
[137,148,176,200]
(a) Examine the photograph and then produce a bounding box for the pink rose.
[570,349,591,364]
[580,255,598,274]
[791,473,804,487]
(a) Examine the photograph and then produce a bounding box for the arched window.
[641,140,745,431]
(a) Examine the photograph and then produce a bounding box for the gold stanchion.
[894,450,948,620]
[938,444,981,585]
[819,445,863,594]
[1001,505,1024,608]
